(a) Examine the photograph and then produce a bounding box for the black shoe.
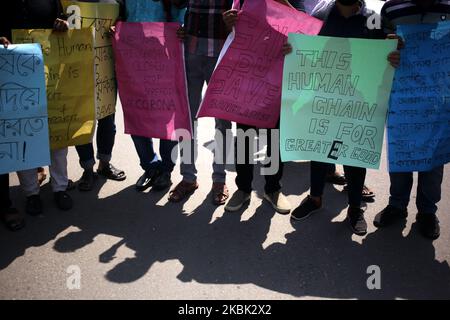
[54,191,73,211]
[374,205,408,228]
[135,170,157,192]
[291,195,322,221]
[78,170,96,192]
[152,171,172,191]
[347,207,367,236]
[26,195,43,216]
[416,212,440,240]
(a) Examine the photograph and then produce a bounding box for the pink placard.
[113,22,191,140]
[197,0,323,128]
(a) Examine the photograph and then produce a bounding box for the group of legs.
[1,51,444,239]
[0,113,126,231]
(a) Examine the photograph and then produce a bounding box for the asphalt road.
[0,96,449,299]
[1,0,449,300]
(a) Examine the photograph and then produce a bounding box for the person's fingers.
[387,34,405,50]
[386,33,397,39]
[0,37,11,48]
[176,27,186,41]
[223,9,239,17]
[282,43,293,55]
[388,51,401,68]
[53,19,69,31]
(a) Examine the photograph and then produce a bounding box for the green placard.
[280,34,397,169]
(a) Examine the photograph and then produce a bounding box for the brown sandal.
[168,180,199,202]
[37,167,47,185]
[211,182,229,206]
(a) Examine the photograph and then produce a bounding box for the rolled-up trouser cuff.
[97,152,112,163]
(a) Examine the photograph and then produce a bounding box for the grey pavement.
[0,97,449,300]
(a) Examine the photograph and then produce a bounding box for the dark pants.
[235,123,283,194]
[0,174,11,210]
[389,165,444,214]
[311,161,366,208]
[131,135,178,174]
[75,114,116,170]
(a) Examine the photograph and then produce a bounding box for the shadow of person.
[357,221,450,299]
[11,169,448,300]
[0,176,101,270]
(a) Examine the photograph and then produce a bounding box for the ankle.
[98,161,109,170]
[310,196,321,206]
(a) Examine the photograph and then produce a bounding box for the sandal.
[78,170,96,191]
[37,167,47,185]
[97,163,126,181]
[362,185,375,200]
[343,184,375,199]
[168,180,199,203]
[211,182,229,206]
[1,207,25,231]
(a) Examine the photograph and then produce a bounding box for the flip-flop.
[343,184,375,199]
[97,164,126,181]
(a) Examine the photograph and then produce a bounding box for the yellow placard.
[12,29,96,150]
[63,0,120,119]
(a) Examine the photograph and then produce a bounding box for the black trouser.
[0,174,11,211]
[235,123,283,194]
[310,162,366,208]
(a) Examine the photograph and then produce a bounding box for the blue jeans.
[76,114,116,170]
[131,135,178,174]
[389,165,444,214]
[181,52,232,183]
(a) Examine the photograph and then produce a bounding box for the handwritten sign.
[113,22,191,140]
[197,0,323,129]
[13,29,96,150]
[0,44,50,174]
[63,0,119,119]
[280,34,397,169]
[388,22,450,172]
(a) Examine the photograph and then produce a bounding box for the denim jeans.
[389,165,444,214]
[310,161,366,208]
[131,135,178,174]
[18,148,69,195]
[180,52,231,183]
[75,114,116,170]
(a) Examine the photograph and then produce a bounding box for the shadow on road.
[1,162,450,299]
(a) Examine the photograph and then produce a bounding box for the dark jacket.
[313,0,385,39]
[0,0,64,41]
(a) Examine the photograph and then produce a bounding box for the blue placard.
[0,43,51,174]
[388,21,450,172]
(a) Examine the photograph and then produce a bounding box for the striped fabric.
[381,0,450,33]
